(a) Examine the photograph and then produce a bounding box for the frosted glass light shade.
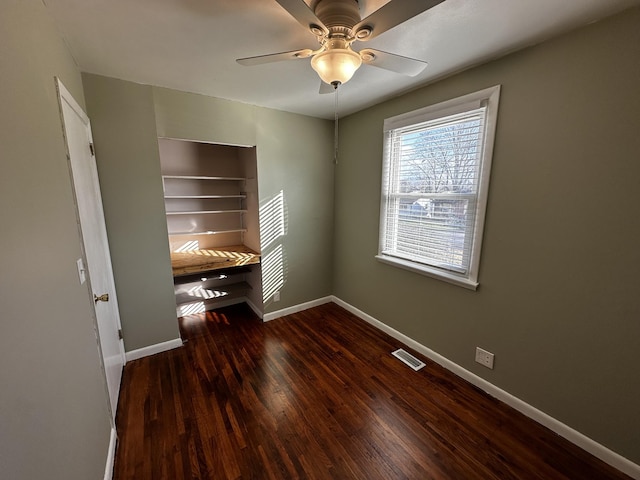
[311,48,362,85]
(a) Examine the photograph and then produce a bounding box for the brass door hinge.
[89,143,95,156]
[118,329,123,340]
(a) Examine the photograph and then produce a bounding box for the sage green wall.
[254,107,335,309]
[153,87,256,147]
[333,8,640,463]
[153,87,334,312]
[82,74,181,351]
[0,1,111,479]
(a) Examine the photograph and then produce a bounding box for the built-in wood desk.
[170,245,260,277]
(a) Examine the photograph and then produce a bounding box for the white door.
[56,78,125,422]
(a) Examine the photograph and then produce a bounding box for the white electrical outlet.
[475,347,495,369]
[273,291,280,302]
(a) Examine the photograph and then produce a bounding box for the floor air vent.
[392,348,426,371]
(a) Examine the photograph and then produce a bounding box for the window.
[377,86,500,290]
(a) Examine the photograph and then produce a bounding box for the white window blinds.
[378,86,500,288]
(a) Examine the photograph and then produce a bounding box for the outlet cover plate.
[475,347,494,369]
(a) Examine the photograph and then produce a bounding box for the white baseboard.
[263,296,333,322]
[125,338,183,362]
[103,427,117,480]
[244,297,264,319]
[331,296,640,480]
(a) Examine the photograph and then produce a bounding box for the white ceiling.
[44,0,638,119]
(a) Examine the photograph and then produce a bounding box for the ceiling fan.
[237,0,445,92]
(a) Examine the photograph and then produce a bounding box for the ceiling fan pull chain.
[334,83,339,165]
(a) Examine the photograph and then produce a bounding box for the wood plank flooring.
[113,302,632,479]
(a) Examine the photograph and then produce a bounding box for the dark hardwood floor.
[113,302,631,479]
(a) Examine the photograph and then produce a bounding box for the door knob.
[94,293,110,303]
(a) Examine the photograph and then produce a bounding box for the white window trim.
[377,85,501,290]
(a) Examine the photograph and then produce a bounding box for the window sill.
[375,255,479,291]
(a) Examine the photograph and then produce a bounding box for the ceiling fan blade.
[274,0,328,35]
[236,49,313,66]
[354,0,445,41]
[319,81,336,94]
[360,49,427,76]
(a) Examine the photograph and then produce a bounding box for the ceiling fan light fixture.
[310,47,362,85]
[237,0,440,89]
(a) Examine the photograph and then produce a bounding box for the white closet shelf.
[174,282,252,305]
[166,209,247,215]
[164,195,246,199]
[162,175,245,181]
[168,229,247,236]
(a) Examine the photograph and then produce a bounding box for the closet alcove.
[159,138,263,318]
